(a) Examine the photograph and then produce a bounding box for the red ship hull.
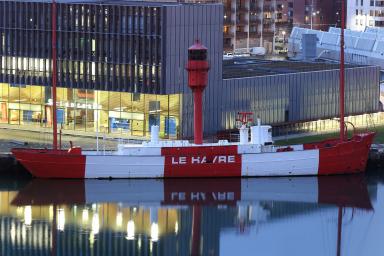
[11,132,375,179]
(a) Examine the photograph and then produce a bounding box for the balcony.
[224,32,234,38]
[263,29,275,36]
[263,18,274,26]
[249,24,259,30]
[249,31,261,37]
[236,19,248,26]
[263,6,275,12]
[223,4,232,10]
[224,18,233,25]
[224,11,232,18]
[223,45,233,52]
[374,11,384,17]
[236,31,248,39]
[376,0,384,7]
[250,6,261,12]
[249,19,260,25]
[275,20,291,28]
[234,6,249,13]
[275,18,288,23]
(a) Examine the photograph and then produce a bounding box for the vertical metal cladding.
[162,4,223,138]
[0,1,163,94]
[219,66,380,133]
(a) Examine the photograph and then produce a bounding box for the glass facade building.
[0,0,224,138]
[0,0,186,138]
[0,1,163,93]
[0,83,180,137]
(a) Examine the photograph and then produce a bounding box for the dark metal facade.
[161,3,224,137]
[0,0,163,94]
[216,66,380,132]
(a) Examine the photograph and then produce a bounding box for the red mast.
[190,206,202,256]
[336,207,343,256]
[336,2,366,237]
[339,0,345,141]
[52,0,58,150]
[186,40,210,144]
[51,204,57,256]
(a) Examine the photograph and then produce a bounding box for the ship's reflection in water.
[1,174,383,256]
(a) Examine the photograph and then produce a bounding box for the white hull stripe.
[241,149,319,176]
[83,148,319,178]
[85,155,165,178]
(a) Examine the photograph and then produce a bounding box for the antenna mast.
[339,0,345,141]
[52,0,58,150]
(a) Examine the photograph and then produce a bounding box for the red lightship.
[12,1,375,178]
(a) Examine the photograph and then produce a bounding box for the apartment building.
[214,0,337,53]
[347,0,384,31]
[221,0,290,52]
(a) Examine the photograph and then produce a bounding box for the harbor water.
[0,169,384,256]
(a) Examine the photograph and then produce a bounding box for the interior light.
[82,208,89,223]
[92,212,99,235]
[24,206,32,226]
[151,222,159,242]
[126,220,135,240]
[57,208,65,231]
[116,211,123,227]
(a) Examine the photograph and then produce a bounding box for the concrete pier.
[0,153,30,177]
[368,144,384,167]
[0,153,15,169]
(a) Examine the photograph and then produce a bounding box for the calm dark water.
[1,171,384,256]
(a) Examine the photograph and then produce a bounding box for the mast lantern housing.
[186,40,209,91]
[185,40,210,145]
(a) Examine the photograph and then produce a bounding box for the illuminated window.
[121,92,132,112]
[97,90,108,110]
[30,86,43,104]
[92,39,96,52]
[80,62,84,79]
[90,62,95,80]
[109,91,121,111]
[19,85,30,104]
[369,20,374,26]
[0,83,9,101]
[9,86,20,103]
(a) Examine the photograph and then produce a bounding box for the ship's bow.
[11,148,86,178]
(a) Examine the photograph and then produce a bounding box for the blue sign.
[165,116,177,137]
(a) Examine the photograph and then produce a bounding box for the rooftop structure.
[223,58,358,79]
[288,26,384,69]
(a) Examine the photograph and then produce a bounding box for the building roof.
[289,26,384,64]
[8,0,215,7]
[222,57,360,79]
